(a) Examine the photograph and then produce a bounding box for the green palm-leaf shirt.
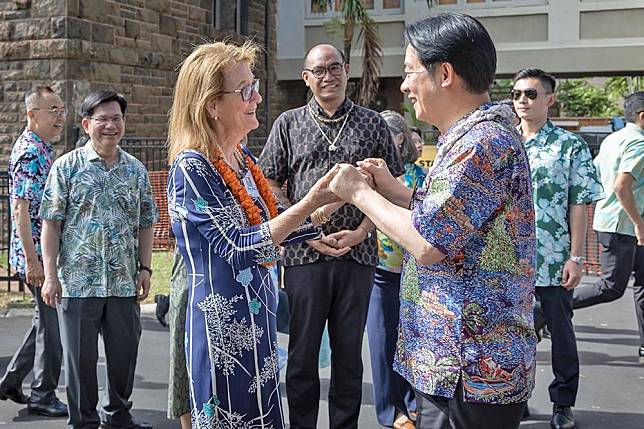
[40,142,160,298]
[524,120,603,287]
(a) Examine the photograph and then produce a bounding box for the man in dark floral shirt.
[0,86,67,418]
[259,44,403,428]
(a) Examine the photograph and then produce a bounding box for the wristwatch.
[139,264,153,276]
[570,256,585,265]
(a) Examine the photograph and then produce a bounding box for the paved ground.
[1,277,643,428]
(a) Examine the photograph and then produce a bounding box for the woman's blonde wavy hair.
[167,39,259,164]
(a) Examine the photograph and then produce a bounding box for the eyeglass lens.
[311,64,343,78]
[241,80,259,101]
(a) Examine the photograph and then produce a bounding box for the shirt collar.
[436,102,498,149]
[309,97,353,120]
[22,127,52,149]
[520,119,555,146]
[83,140,124,165]
[624,122,644,137]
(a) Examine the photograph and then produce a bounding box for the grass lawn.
[145,249,174,304]
[0,250,174,307]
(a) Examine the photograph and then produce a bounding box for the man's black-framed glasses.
[30,107,67,116]
[304,63,345,79]
[511,89,552,101]
[223,78,260,102]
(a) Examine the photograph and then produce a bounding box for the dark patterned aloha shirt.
[8,128,55,274]
[259,97,404,267]
[39,142,159,298]
[523,120,603,287]
[395,103,537,404]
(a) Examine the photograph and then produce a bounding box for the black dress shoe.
[0,385,29,404]
[101,418,153,429]
[154,294,169,327]
[27,398,69,417]
[638,346,644,364]
[551,405,576,429]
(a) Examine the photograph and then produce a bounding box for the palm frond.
[355,13,383,106]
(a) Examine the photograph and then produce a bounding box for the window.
[213,0,248,34]
[435,0,545,7]
[308,0,403,18]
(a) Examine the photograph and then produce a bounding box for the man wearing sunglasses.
[259,44,403,429]
[513,68,603,429]
[1,86,68,418]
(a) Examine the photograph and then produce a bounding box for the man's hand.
[306,235,351,257]
[328,164,371,203]
[325,229,368,249]
[137,270,151,302]
[25,259,45,287]
[562,259,583,290]
[41,276,62,308]
[635,221,644,246]
[357,158,397,194]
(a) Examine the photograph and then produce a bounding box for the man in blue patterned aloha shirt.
[513,68,603,429]
[0,86,68,418]
[327,13,536,429]
[40,90,159,429]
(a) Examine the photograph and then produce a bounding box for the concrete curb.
[1,303,157,317]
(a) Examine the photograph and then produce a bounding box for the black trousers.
[284,259,375,429]
[58,297,141,429]
[0,280,62,404]
[535,287,579,406]
[573,232,644,346]
[415,379,526,429]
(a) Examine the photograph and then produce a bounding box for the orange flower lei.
[212,145,279,226]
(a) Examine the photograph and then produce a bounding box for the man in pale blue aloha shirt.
[513,68,603,429]
[40,90,159,429]
[573,91,644,364]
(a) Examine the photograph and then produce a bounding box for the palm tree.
[311,0,383,107]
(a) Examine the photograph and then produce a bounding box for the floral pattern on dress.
[523,120,603,287]
[395,103,537,404]
[39,142,159,297]
[169,150,321,429]
[8,128,55,274]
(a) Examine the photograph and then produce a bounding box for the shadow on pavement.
[520,410,644,428]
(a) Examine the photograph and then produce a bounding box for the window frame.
[306,0,404,19]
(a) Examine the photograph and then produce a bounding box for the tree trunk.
[344,16,355,64]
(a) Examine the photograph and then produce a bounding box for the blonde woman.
[167,40,340,428]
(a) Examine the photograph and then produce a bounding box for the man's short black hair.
[303,44,345,69]
[80,89,127,118]
[624,91,644,123]
[513,68,557,93]
[403,13,496,94]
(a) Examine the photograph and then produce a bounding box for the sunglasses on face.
[303,63,345,79]
[223,78,260,102]
[511,89,551,101]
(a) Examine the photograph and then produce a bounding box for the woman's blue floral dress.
[168,150,320,429]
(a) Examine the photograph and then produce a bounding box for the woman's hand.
[305,165,342,207]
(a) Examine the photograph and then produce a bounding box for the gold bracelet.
[313,208,331,225]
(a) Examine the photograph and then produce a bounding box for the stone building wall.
[0,0,278,166]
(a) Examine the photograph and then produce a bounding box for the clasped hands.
[306,158,394,257]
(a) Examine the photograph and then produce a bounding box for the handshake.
[304,158,398,257]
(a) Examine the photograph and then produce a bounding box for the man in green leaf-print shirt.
[40,90,158,429]
[513,68,603,429]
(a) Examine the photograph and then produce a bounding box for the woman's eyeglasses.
[511,89,552,101]
[223,79,260,102]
